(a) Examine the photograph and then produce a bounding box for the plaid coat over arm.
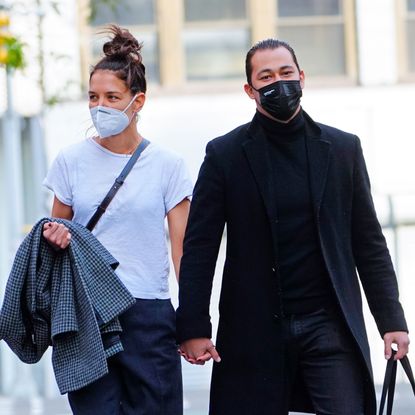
[0,218,136,394]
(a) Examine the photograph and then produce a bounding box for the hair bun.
[102,25,143,63]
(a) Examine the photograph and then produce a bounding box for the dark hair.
[245,38,300,85]
[90,25,147,94]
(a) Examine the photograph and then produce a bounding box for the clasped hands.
[178,338,221,365]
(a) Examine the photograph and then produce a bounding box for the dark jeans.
[68,299,183,415]
[282,307,365,415]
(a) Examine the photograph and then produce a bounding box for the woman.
[42,25,191,414]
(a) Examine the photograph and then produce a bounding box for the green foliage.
[0,33,25,69]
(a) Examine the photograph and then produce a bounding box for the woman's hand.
[43,222,71,250]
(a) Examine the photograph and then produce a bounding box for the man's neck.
[256,105,301,124]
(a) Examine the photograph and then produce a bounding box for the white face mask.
[90,94,138,138]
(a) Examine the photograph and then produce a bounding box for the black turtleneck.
[256,109,334,315]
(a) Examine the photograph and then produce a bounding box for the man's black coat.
[177,111,408,415]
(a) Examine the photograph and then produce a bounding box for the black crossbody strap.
[86,138,150,231]
[378,350,415,415]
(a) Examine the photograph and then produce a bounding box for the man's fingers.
[384,331,410,360]
[207,345,221,362]
[384,337,392,360]
[394,340,410,360]
[395,349,406,360]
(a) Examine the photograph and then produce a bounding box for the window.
[184,0,246,21]
[183,28,249,80]
[279,0,341,17]
[183,0,249,80]
[276,0,353,79]
[89,0,159,82]
[91,0,155,25]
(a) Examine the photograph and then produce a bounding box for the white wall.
[356,0,399,85]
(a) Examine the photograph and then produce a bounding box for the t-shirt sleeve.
[42,151,73,206]
[164,157,193,214]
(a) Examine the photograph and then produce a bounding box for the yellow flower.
[0,47,8,64]
[0,11,10,28]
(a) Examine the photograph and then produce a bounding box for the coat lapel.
[242,117,277,223]
[303,113,331,216]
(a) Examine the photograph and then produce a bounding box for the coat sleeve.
[351,136,408,336]
[176,141,226,343]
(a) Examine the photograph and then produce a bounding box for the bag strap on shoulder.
[86,138,150,231]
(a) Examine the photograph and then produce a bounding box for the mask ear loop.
[122,93,139,114]
[122,93,139,127]
[250,84,259,92]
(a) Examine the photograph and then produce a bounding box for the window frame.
[182,0,251,82]
[275,0,357,85]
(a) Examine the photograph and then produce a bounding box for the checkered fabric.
[0,218,136,394]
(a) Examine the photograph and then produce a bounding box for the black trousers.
[281,307,365,415]
[68,299,183,415]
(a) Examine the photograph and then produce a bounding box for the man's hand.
[179,338,221,365]
[383,331,410,360]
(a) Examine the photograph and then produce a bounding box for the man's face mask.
[252,80,302,121]
[90,94,137,138]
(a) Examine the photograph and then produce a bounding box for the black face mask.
[253,80,302,121]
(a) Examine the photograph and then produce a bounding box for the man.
[176,39,410,415]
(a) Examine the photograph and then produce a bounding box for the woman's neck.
[96,127,142,155]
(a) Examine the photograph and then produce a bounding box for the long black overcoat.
[177,111,408,415]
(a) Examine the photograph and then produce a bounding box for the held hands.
[383,331,410,360]
[179,338,221,365]
[42,222,71,250]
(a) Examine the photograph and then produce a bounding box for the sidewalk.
[0,383,412,414]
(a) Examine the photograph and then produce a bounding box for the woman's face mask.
[90,94,137,138]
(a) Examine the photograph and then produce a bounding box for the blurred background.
[0,0,414,414]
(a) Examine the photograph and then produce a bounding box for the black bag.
[378,350,415,414]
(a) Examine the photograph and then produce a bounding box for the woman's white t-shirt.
[43,138,193,299]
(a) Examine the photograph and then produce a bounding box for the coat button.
[273,314,279,320]
[272,267,276,272]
